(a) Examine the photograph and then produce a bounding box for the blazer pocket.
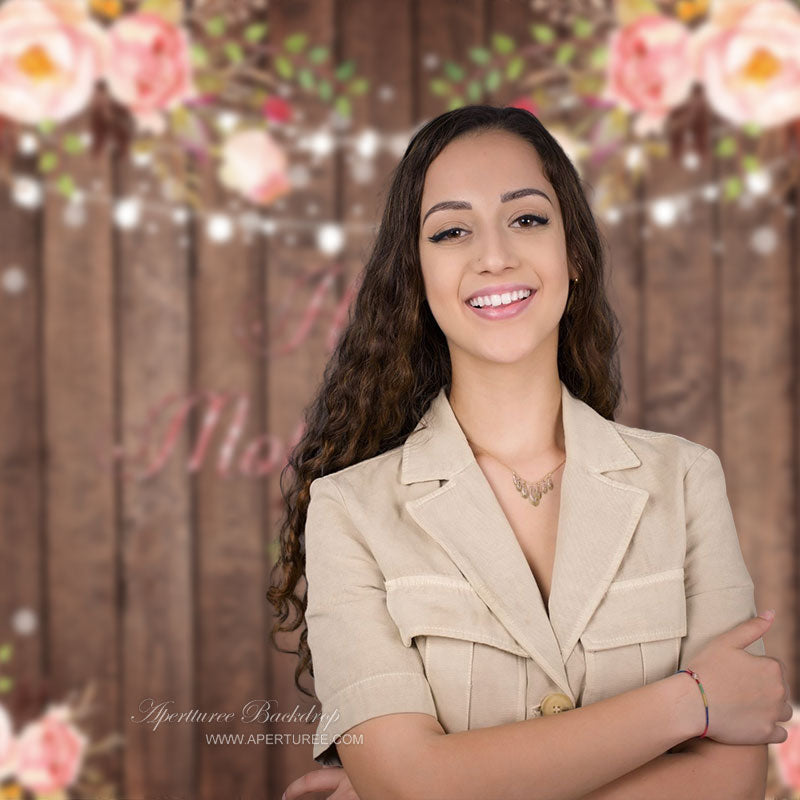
[385,576,528,733]
[580,568,687,706]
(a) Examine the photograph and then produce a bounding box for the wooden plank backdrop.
[0,1,797,798]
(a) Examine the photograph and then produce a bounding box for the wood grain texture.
[41,114,119,798]
[0,6,797,800]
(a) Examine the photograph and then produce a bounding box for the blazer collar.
[400,381,649,701]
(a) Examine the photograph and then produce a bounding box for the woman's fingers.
[283,766,347,800]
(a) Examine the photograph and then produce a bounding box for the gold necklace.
[468,440,566,507]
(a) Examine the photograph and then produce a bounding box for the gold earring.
[566,276,579,312]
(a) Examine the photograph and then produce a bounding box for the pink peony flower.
[776,703,800,790]
[15,704,87,794]
[104,12,194,132]
[218,129,292,205]
[604,14,695,136]
[690,0,800,128]
[0,0,108,125]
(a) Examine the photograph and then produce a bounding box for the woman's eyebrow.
[422,187,553,225]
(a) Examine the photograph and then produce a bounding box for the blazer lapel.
[401,381,649,700]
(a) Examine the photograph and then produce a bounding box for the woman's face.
[418,129,574,369]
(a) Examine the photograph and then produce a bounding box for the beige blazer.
[304,381,765,767]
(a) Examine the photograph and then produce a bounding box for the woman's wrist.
[660,671,709,743]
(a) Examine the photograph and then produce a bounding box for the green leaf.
[335,60,356,81]
[244,22,268,42]
[573,17,594,38]
[298,67,315,90]
[715,136,737,157]
[284,32,308,53]
[531,24,555,44]
[275,55,293,79]
[308,46,329,64]
[204,16,225,36]
[62,133,84,154]
[444,61,465,82]
[195,73,224,94]
[224,42,244,64]
[491,33,514,54]
[56,173,75,198]
[334,95,352,117]
[505,55,524,81]
[139,0,182,23]
[0,676,12,694]
[555,43,576,65]
[170,106,190,131]
[38,120,55,136]
[742,154,760,172]
[429,78,451,96]
[484,68,502,92]
[318,79,333,101]
[447,96,464,110]
[742,122,761,137]
[589,46,608,68]
[39,151,58,172]
[0,643,12,663]
[468,47,491,65]
[347,77,369,95]
[190,43,209,67]
[723,175,742,200]
[615,0,660,25]
[467,80,482,101]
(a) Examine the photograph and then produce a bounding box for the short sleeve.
[304,476,437,767]
[678,447,765,672]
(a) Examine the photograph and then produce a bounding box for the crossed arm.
[577,737,768,800]
[285,738,768,800]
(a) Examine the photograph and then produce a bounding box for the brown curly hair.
[266,103,623,698]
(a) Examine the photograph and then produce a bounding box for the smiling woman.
[268,104,790,800]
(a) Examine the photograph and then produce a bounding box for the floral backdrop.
[0,0,798,797]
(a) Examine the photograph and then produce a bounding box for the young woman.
[269,104,792,800]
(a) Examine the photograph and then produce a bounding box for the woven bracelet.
[675,667,709,739]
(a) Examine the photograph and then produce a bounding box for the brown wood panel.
[793,155,800,701]
[41,115,119,797]
[0,148,45,723]
[116,143,195,795]
[264,2,339,796]
[642,107,718,444]
[718,130,796,694]
[190,7,271,798]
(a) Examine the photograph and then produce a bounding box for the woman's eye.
[427,213,549,243]
[428,227,466,243]
[513,213,549,228]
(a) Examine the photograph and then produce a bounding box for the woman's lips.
[465,290,536,320]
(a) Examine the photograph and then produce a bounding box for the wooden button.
[540,692,574,715]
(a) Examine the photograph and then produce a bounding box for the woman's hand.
[283,766,361,800]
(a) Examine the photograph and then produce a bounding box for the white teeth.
[468,288,532,308]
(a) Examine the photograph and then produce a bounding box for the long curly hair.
[267,104,623,698]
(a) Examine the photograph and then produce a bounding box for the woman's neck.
[447,372,565,471]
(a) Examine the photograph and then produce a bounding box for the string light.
[2,150,793,251]
[113,196,141,228]
[602,154,792,226]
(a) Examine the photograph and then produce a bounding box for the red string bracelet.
[675,667,709,738]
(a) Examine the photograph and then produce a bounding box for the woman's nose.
[474,230,520,271]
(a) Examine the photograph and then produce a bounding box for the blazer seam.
[330,671,430,698]
[685,583,754,599]
[683,445,711,483]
